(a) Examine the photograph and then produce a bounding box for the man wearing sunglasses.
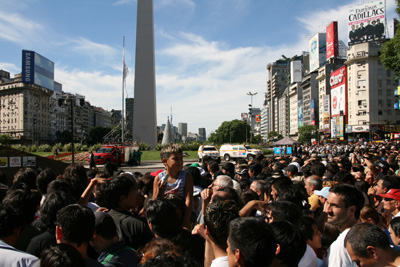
[379,189,400,220]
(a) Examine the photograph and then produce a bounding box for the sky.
[0,0,398,137]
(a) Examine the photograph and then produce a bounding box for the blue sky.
[0,0,398,136]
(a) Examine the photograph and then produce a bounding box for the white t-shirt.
[210,256,229,267]
[298,244,318,267]
[327,229,357,267]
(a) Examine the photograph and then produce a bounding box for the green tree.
[89,126,112,144]
[55,130,73,144]
[298,125,317,144]
[380,1,400,80]
[267,131,283,141]
[208,120,251,145]
[0,134,12,146]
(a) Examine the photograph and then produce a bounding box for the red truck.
[90,143,139,166]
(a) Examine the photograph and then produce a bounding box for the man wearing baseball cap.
[379,189,400,219]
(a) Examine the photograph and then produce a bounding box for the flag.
[123,59,129,79]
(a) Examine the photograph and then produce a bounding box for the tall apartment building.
[278,88,289,136]
[266,60,288,133]
[178,122,187,138]
[289,83,301,138]
[0,72,52,144]
[300,71,319,126]
[345,42,400,138]
[316,59,346,132]
[198,128,206,142]
[260,96,269,142]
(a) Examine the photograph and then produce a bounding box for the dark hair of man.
[298,216,317,241]
[236,158,247,165]
[249,163,262,177]
[310,162,326,178]
[138,173,155,197]
[332,170,355,185]
[241,189,259,207]
[186,166,201,186]
[94,213,118,240]
[0,206,24,239]
[238,178,250,191]
[145,199,180,238]
[269,201,302,225]
[278,184,309,210]
[381,175,400,191]
[273,162,284,171]
[344,223,390,257]
[254,153,264,162]
[390,217,400,238]
[270,220,306,267]
[13,167,37,190]
[103,162,118,178]
[215,187,241,206]
[40,243,85,267]
[228,217,276,267]
[56,204,95,247]
[325,163,339,175]
[207,160,219,173]
[271,177,292,196]
[355,180,370,195]
[139,252,198,267]
[100,175,137,210]
[329,184,364,219]
[204,200,239,250]
[40,191,76,232]
[360,206,383,226]
[63,164,88,189]
[46,178,78,200]
[138,238,181,265]
[36,168,57,195]
[2,189,41,224]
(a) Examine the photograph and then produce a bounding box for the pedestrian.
[89,151,96,170]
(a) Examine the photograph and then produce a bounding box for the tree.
[298,125,317,144]
[0,135,12,146]
[89,127,112,144]
[208,120,251,145]
[380,1,400,80]
[267,131,283,141]
[55,130,73,144]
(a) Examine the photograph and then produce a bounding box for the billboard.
[309,33,327,72]
[348,0,386,46]
[298,99,303,128]
[323,95,330,130]
[290,60,302,83]
[255,114,261,122]
[22,50,55,91]
[311,99,316,125]
[330,66,347,118]
[326,21,339,60]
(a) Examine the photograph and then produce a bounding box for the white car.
[198,145,221,163]
[219,144,262,161]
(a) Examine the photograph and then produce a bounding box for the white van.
[219,144,262,161]
[198,145,221,163]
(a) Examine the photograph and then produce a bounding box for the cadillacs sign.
[352,125,370,132]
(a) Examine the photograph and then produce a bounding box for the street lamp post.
[247,92,257,143]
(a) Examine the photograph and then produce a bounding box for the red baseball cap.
[379,188,400,202]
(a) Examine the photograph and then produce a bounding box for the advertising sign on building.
[326,21,339,60]
[330,66,347,119]
[298,99,303,128]
[311,99,316,125]
[331,118,337,137]
[22,50,55,91]
[323,95,330,130]
[255,114,261,122]
[352,125,370,132]
[290,60,302,83]
[348,0,386,46]
[309,33,327,72]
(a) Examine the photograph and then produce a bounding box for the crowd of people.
[2,140,400,266]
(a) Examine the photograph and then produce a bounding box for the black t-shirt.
[108,209,153,250]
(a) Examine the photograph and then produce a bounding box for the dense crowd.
[2,140,400,266]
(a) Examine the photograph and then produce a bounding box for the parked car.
[198,145,221,163]
[219,144,262,161]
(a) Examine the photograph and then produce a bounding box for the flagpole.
[122,36,125,143]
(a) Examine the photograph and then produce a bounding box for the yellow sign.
[0,157,8,168]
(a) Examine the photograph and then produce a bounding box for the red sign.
[256,115,261,122]
[326,21,339,60]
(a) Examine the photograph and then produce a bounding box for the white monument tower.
[132,0,157,148]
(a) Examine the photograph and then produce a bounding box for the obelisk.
[132,0,157,148]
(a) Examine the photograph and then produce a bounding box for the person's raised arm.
[182,172,194,229]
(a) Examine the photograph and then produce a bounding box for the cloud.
[0,62,19,74]
[156,0,195,8]
[0,10,45,46]
[69,37,119,61]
